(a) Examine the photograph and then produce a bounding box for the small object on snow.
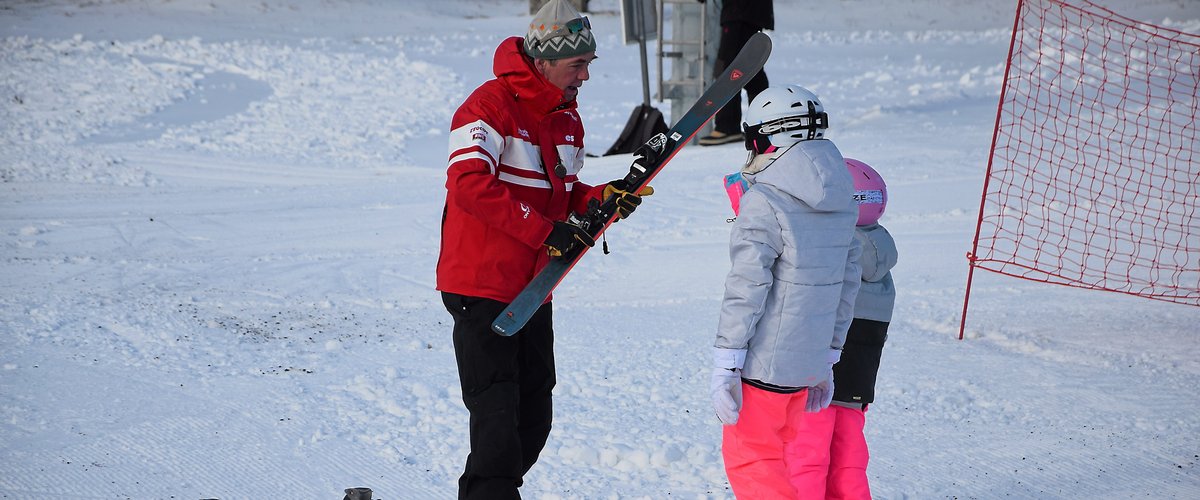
[343,487,372,500]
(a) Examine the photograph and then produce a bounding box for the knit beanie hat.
[524,0,597,60]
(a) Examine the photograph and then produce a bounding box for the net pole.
[960,0,1028,340]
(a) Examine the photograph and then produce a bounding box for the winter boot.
[699,130,744,146]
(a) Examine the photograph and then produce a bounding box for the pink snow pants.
[722,384,872,499]
[827,405,871,500]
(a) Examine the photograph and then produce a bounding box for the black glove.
[603,179,655,219]
[544,220,595,257]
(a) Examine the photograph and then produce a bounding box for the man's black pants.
[442,292,555,500]
[712,21,770,135]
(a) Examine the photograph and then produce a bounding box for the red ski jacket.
[437,36,603,303]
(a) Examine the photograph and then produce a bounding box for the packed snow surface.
[3,0,1198,498]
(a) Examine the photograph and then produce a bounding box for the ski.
[491,32,773,336]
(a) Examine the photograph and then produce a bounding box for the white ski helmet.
[742,84,828,154]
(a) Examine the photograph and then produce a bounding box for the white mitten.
[711,368,742,425]
[711,347,747,425]
[805,349,842,413]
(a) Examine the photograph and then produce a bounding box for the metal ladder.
[656,0,706,101]
[656,0,717,138]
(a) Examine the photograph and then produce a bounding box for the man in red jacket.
[437,1,652,498]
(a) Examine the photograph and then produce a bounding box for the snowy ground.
[3,0,1199,498]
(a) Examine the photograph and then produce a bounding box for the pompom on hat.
[524,0,597,60]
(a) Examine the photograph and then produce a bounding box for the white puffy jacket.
[716,139,861,388]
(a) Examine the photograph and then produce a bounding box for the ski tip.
[751,31,772,47]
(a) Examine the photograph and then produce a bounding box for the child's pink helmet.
[845,158,887,226]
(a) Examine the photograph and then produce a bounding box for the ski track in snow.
[3,0,1200,498]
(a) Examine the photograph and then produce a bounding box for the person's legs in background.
[701,21,769,146]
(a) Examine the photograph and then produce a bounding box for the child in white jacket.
[721,157,896,499]
[712,84,861,498]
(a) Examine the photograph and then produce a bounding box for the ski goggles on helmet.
[742,107,829,154]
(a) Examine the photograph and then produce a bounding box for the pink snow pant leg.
[722,383,835,499]
[826,405,871,500]
[784,404,836,497]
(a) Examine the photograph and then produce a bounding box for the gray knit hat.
[524,0,597,60]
